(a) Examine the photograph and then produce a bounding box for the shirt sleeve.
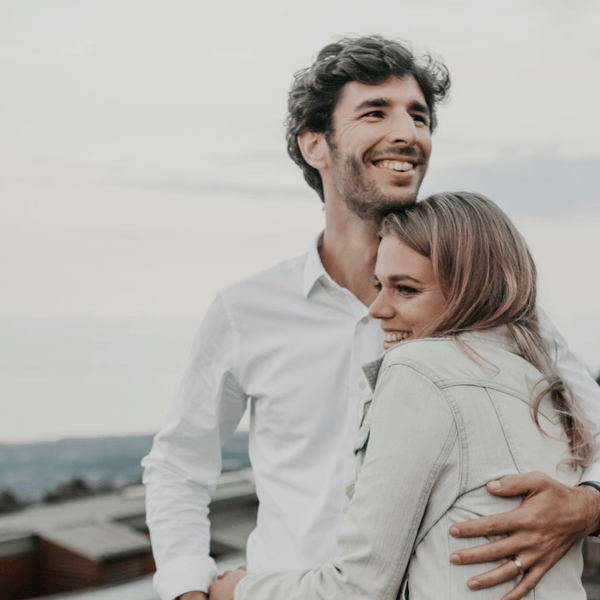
[235,361,457,600]
[142,293,249,600]
[537,308,600,482]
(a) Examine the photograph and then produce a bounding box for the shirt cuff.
[582,459,600,484]
[153,554,217,600]
[233,573,250,600]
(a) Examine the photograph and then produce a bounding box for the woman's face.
[369,234,446,350]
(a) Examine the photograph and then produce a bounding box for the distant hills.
[0,431,249,503]
[3,376,599,504]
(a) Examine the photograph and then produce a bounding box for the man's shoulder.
[218,252,309,303]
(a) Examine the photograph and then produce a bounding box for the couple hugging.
[143,35,600,600]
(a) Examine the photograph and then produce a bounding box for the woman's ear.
[297,130,329,171]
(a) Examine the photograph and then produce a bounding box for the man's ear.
[297,130,329,170]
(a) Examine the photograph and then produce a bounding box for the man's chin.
[350,195,419,223]
[336,155,425,222]
[383,193,418,210]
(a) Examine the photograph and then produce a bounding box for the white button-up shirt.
[142,238,600,600]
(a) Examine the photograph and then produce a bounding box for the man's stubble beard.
[329,148,425,225]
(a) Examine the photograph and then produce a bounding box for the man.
[143,35,600,600]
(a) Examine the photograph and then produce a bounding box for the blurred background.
[1,0,599,446]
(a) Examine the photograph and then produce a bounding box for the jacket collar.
[362,326,521,391]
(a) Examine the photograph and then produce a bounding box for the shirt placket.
[343,298,383,495]
[317,277,384,505]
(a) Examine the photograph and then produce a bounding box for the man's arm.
[448,309,600,600]
[142,294,248,600]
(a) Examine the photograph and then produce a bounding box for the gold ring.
[512,558,525,575]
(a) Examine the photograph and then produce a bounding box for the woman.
[210,192,593,599]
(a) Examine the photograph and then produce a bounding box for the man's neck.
[319,201,380,307]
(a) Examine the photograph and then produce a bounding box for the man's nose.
[386,112,418,146]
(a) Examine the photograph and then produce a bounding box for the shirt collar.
[303,232,329,298]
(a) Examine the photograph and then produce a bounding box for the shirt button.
[358,381,366,390]
[361,316,369,324]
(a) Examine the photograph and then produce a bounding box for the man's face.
[325,76,432,221]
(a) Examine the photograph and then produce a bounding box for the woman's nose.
[369,291,394,320]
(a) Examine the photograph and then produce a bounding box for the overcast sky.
[1,0,599,442]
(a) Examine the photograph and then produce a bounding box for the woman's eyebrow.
[388,274,422,284]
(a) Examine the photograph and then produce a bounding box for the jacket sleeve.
[235,361,457,600]
[537,308,600,481]
[142,293,248,600]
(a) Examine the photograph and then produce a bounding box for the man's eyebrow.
[354,97,391,112]
[409,100,430,116]
[353,97,430,117]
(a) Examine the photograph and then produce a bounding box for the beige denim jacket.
[236,327,585,599]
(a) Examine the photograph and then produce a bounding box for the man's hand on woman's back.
[448,471,600,600]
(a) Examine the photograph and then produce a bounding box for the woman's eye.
[373,282,382,291]
[397,285,417,295]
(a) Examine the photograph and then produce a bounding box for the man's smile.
[373,159,415,173]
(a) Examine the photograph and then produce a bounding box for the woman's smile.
[382,330,412,348]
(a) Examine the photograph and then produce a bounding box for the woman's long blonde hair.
[380,192,593,469]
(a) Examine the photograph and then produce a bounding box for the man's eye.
[373,282,382,291]
[364,110,384,118]
[412,114,429,126]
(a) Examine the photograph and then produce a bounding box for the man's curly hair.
[286,35,451,201]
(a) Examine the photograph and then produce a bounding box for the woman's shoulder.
[380,327,537,388]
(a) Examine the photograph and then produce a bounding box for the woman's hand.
[208,568,247,600]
